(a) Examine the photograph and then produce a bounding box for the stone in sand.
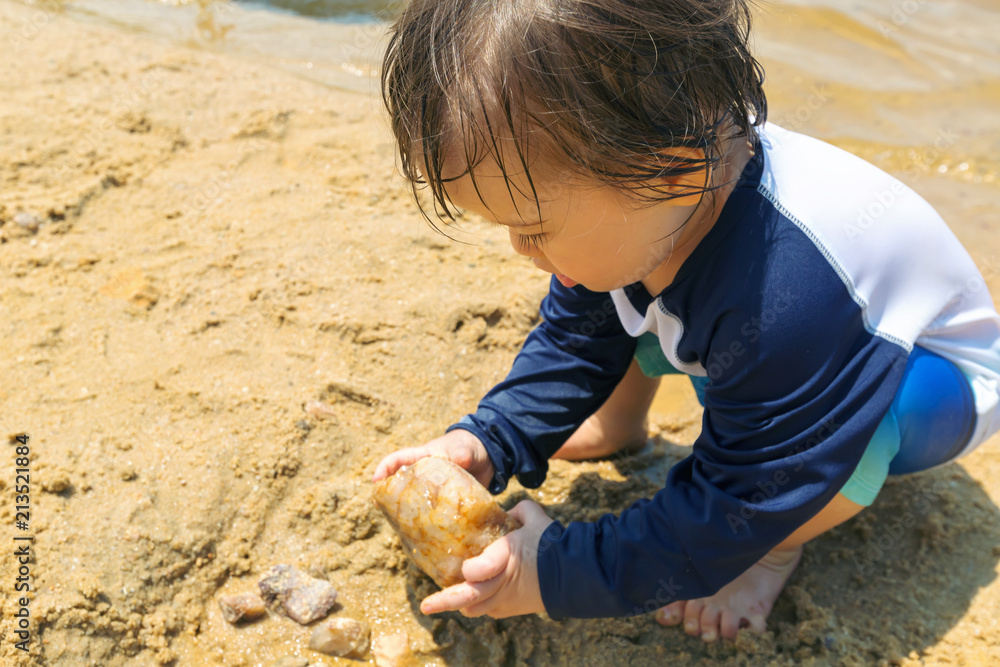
[308,617,370,658]
[305,400,337,420]
[217,592,267,624]
[372,457,520,588]
[373,632,412,667]
[270,658,309,667]
[257,564,338,624]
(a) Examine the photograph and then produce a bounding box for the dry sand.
[0,1,998,665]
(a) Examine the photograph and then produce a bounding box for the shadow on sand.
[403,435,999,665]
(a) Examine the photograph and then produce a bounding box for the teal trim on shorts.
[838,408,901,507]
[634,333,709,405]
[633,330,900,506]
[635,332,684,377]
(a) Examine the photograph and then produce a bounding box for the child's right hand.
[372,429,495,489]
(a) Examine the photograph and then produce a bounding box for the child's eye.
[516,233,547,251]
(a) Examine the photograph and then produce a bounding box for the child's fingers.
[507,499,550,526]
[457,575,506,617]
[461,536,511,583]
[420,576,503,615]
[458,587,506,618]
[371,446,427,482]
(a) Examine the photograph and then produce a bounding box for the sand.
[0,1,998,665]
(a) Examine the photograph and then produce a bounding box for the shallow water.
[235,0,399,20]
[52,0,1000,180]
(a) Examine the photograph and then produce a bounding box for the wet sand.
[0,0,998,665]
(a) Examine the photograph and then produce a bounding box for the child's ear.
[653,146,709,207]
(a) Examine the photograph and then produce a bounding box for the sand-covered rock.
[217,593,267,624]
[258,565,338,625]
[308,617,370,658]
[372,632,412,667]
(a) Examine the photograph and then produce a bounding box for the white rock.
[308,617,370,658]
[373,632,411,667]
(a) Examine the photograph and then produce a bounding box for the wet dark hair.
[381,0,767,224]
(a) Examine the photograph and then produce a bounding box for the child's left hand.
[419,500,554,619]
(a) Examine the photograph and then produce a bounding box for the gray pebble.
[217,592,267,624]
[258,564,338,625]
[13,211,42,233]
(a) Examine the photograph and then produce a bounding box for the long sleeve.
[522,118,992,619]
[535,271,909,618]
[447,275,637,494]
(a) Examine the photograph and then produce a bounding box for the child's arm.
[529,285,911,619]
[446,276,638,493]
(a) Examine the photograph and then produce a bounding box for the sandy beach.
[1,0,998,665]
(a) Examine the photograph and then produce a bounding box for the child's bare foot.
[551,360,659,461]
[655,546,803,642]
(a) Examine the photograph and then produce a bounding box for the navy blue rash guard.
[447,122,1000,619]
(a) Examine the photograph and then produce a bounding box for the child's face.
[442,155,696,293]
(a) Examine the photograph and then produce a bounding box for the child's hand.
[372,429,495,488]
[419,500,553,619]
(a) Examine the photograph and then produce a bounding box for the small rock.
[258,564,338,624]
[218,593,267,624]
[373,633,411,667]
[13,211,42,234]
[41,470,71,493]
[308,617,370,658]
[271,657,309,667]
[305,400,337,421]
[72,572,103,601]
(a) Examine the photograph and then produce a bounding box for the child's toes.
[745,612,767,634]
[682,599,705,636]
[655,601,686,626]
[719,610,741,640]
[698,605,723,642]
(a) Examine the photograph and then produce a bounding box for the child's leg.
[656,492,865,641]
[657,345,978,642]
[552,358,660,460]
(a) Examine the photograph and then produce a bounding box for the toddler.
[371,0,1000,641]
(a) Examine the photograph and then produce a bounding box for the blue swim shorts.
[634,334,977,507]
